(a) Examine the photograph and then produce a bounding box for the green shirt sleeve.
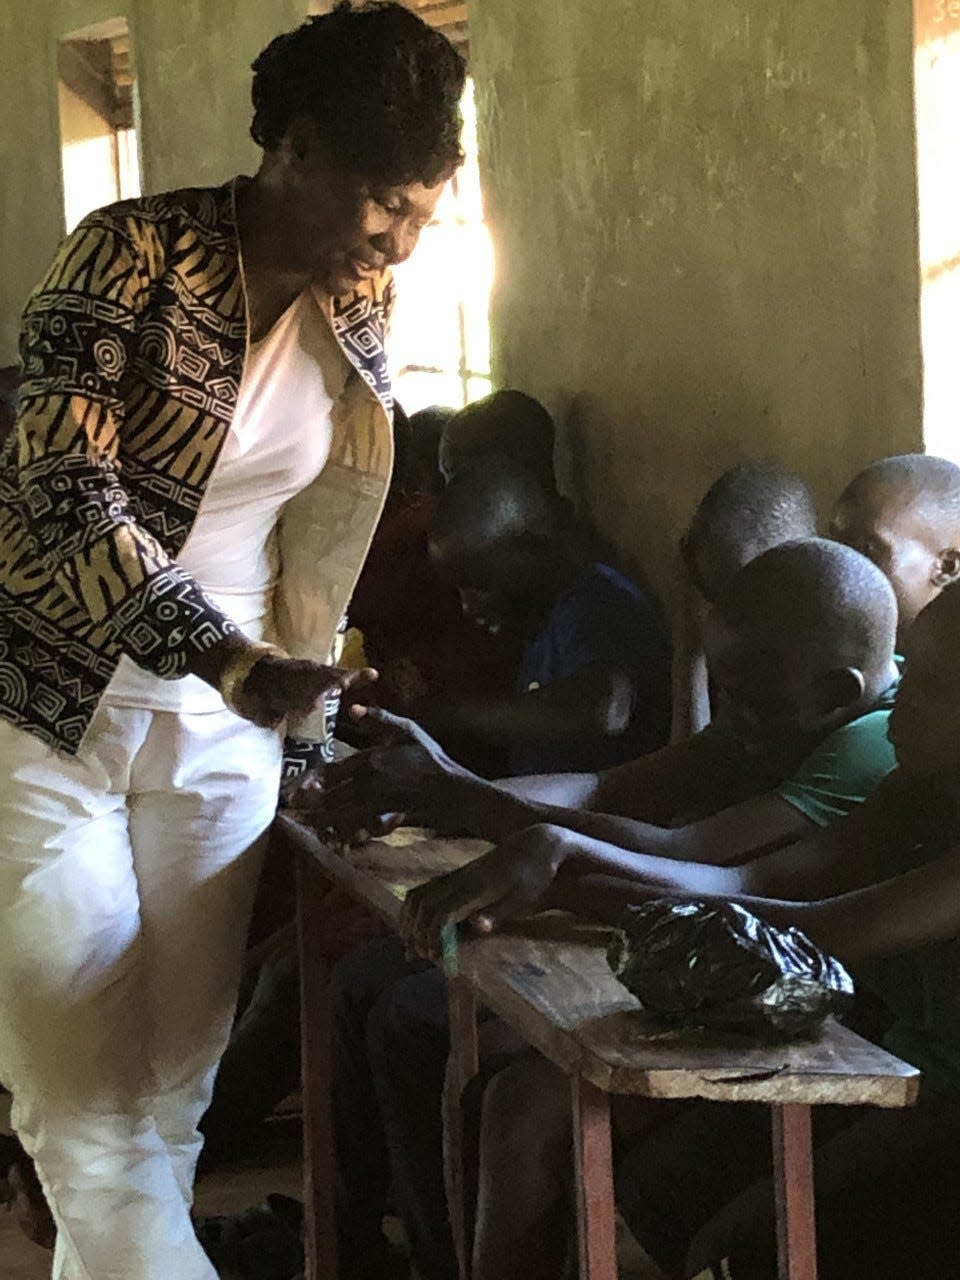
[776,708,899,826]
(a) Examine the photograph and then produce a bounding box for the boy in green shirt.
[635,585,960,1280]
[424,590,958,1280]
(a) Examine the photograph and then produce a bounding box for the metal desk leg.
[297,857,338,1280]
[446,977,479,1280]
[772,1103,818,1280]
[571,1076,617,1280]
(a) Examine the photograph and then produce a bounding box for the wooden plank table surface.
[281,814,920,1280]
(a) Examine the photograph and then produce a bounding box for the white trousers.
[0,703,282,1280]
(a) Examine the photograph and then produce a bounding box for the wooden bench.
[281,815,920,1280]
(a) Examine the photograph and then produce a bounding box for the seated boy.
[348,392,560,714]
[671,463,817,742]
[301,539,900,1280]
[418,459,672,775]
[831,451,960,644]
[437,388,557,485]
[321,462,669,1280]
[453,584,960,1280]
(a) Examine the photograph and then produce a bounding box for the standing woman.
[0,5,464,1277]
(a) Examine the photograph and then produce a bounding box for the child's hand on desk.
[399,823,574,961]
[291,706,471,843]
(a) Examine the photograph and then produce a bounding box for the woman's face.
[276,120,447,293]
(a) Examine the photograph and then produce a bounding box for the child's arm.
[310,708,769,844]
[398,778,908,960]
[414,662,640,775]
[670,647,711,743]
[399,814,807,961]
[792,846,960,965]
[556,842,960,972]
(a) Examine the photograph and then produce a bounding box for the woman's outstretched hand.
[239,656,378,729]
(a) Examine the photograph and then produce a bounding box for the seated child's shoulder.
[558,563,666,637]
[776,685,900,827]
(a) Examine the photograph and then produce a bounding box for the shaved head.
[395,403,455,496]
[430,459,559,559]
[438,390,556,484]
[428,460,566,636]
[837,454,960,518]
[685,463,817,602]
[832,454,960,635]
[715,538,897,672]
[706,538,897,760]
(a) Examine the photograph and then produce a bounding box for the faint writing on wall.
[931,0,960,22]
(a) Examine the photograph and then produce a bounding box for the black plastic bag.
[607,899,854,1041]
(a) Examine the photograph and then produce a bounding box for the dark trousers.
[615,1093,960,1279]
[331,935,458,1280]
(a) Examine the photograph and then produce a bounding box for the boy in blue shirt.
[326,460,671,1280]
[419,460,671,775]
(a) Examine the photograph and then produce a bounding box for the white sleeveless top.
[104,287,350,712]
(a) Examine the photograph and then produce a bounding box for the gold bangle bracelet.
[219,642,288,716]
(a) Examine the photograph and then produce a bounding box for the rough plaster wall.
[470,0,924,598]
[0,0,303,361]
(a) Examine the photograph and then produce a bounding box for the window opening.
[390,75,493,412]
[57,17,141,234]
[915,0,960,460]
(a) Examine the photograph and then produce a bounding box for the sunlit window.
[58,19,141,235]
[390,78,493,412]
[915,0,960,460]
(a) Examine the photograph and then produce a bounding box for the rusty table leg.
[571,1076,617,1280]
[772,1103,818,1280]
[446,976,479,1280]
[297,856,338,1280]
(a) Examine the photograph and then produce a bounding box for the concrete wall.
[2,0,926,589]
[0,0,304,361]
[470,0,924,597]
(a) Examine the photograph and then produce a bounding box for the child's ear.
[818,666,866,714]
[933,548,960,588]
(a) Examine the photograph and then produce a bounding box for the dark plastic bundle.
[607,900,854,1042]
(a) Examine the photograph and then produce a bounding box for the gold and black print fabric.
[0,182,393,752]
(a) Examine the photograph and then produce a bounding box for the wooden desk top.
[280,815,920,1108]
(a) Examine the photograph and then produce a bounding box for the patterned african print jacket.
[0,180,394,753]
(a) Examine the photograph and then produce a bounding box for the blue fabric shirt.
[512,562,671,774]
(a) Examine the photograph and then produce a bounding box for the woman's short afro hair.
[250,1,466,188]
